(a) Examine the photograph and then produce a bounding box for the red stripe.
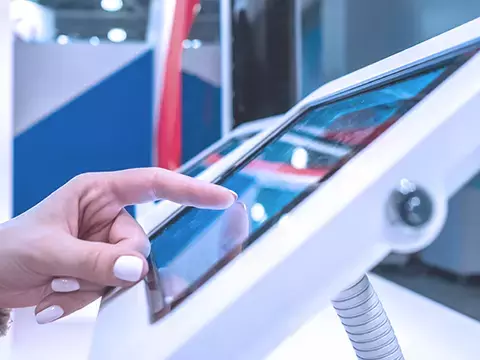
[156,0,200,169]
[324,117,398,146]
[205,154,330,177]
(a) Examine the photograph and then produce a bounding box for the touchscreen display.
[152,135,254,205]
[148,44,478,319]
[181,135,253,178]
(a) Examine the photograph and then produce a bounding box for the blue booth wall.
[301,3,323,98]
[181,72,222,164]
[14,51,153,216]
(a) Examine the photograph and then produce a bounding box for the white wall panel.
[14,42,149,135]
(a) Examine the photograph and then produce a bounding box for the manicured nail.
[51,278,80,293]
[237,201,247,210]
[229,190,238,201]
[36,305,64,324]
[113,256,144,282]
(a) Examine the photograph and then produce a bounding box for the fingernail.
[51,278,80,293]
[229,190,238,201]
[113,256,144,282]
[36,305,64,324]
[237,201,247,210]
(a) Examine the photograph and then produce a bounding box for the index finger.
[105,168,237,209]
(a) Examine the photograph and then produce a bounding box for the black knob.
[391,180,433,228]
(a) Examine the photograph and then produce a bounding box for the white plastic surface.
[10,274,480,360]
[421,185,480,276]
[268,274,480,360]
[91,18,480,360]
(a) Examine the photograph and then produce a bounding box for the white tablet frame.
[90,18,480,360]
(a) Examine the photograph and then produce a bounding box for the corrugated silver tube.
[331,275,405,360]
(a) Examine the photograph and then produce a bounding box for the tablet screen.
[183,135,254,178]
[147,43,479,319]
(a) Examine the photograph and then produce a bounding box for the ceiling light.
[56,34,69,45]
[89,36,100,46]
[107,28,127,43]
[101,0,123,12]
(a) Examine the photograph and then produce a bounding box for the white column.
[0,0,13,224]
[0,3,13,360]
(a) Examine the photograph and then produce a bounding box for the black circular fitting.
[391,180,433,228]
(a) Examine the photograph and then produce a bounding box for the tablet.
[147,38,480,320]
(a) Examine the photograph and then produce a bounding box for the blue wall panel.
[14,51,153,216]
[181,72,222,164]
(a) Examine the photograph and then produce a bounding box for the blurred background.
[1,0,480,359]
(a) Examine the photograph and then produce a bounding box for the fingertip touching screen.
[147,41,479,322]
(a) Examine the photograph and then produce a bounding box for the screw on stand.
[391,179,433,228]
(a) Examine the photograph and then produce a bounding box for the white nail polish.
[36,305,64,324]
[51,278,80,293]
[113,256,144,282]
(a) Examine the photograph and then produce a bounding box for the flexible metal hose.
[331,275,405,360]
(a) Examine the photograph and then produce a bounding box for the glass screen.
[148,44,479,320]
[181,135,253,178]
[153,135,254,205]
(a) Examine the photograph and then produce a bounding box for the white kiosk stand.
[91,19,480,360]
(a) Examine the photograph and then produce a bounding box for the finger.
[219,202,250,260]
[109,208,151,257]
[49,236,149,287]
[75,168,237,210]
[35,290,101,324]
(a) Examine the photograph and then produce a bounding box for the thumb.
[49,237,149,287]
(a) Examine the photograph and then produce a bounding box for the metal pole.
[332,275,405,360]
[294,0,304,101]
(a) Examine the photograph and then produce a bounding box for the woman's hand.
[0,168,236,324]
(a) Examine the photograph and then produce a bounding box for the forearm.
[0,308,11,337]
